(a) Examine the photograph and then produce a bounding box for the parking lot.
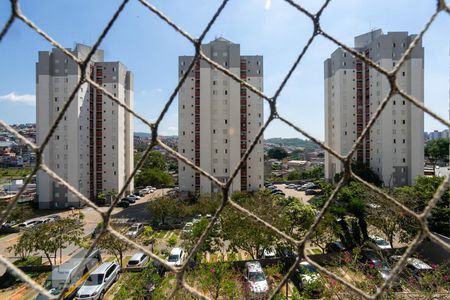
[273,184,316,205]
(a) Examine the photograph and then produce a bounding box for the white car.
[18,219,41,229]
[127,194,141,201]
[127,252,150,268]
[140,188,150,194]
[76,261,120,300]
[368,235,392,250]
[296,261,322,289]
[167,247,185,267]
[262,248,276,259]
[126,223,144,238]
[182,222,193,233]
[244,261,269,298]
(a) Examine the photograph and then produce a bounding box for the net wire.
[0,0,449,299]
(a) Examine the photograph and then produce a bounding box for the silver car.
[127,252,150,268]
[76,261,120,299]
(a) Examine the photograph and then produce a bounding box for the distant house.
[287,160,311,172]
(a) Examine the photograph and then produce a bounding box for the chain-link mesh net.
[1,0,450,299]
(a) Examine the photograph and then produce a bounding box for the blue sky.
[0,0,449,140]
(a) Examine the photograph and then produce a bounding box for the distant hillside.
[265,138,319,149]
[134,132,151,138]
[134,132,177,139]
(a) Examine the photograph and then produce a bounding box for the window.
[402,71,405,76]
[402,139,406,143]
[393,139,396,144]
[55,97,58,102]
[224,90,228,95]
[215,149,218,154]
[213,80,216,85]
[402,158,406,163]
[224,168,228,173]
[402,120,406,124]
[225,119,228,124]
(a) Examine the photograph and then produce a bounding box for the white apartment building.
[178,38,264,194]
[36,44,133,209]
[324,30,424,186]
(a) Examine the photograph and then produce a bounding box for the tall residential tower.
[178,38,264,194]
[36,44,133,209]
[324,30,424,186]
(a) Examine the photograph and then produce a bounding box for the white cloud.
[167,126,178,131]
[0,92,36,105]
[264,0,271,10]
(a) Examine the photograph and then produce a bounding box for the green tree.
[334,161,382,187]
[309,213,340,253]
[26,217,84,266]
[182,218,222,257]
[425,138,449,172]
[135,168,174,188]
[221,191,286,259]
[96,192,106,206]
[135,150,167,170]
[329,182,369,247]
[395,176,450,237]
[147,196,178,225]
[194,261,239,300]
[97,230,130,267]
[267,147,288,160]
[8,230,34,260]
[114,265,161,300]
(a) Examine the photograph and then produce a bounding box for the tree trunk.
[44,253,53,267]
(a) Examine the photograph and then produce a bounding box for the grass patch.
[0,168,32,180]
[13,256,42,267]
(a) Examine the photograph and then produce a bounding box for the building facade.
[36,44,133,209]
[324,30,424,186]
[178,38,264,194]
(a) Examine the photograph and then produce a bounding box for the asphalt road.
[0,188,168,276]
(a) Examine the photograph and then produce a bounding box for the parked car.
[286,184,297,189]
[127,194,141,201]
[297,182,316,191]
[192,214,202,224]
[326,241,349,254]
[127,252,150,268]
[389,255,433,282]
[135,191,145,197]
[243,261,269,298]
[140,188,150,194]
[367,235,392,250]
[360,252,391,280]
[262,248,276,259]
[182,222,193,233]
[126,223,144,238]
[294,261,323,297]
[305,189,320,195]
[76,261,120,300]
[18,219,40,230]
[167,247,186,267]
[116,200,130,208]
[46,215,61,222]
[121,197,135,204]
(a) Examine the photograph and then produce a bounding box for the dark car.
[305,189,320,195]
[326,241,349,254]
[360,252,391,280]
[122,197,135,204]
[116,200,130,208]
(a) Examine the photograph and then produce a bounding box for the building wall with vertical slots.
[178,38,263,195]
[325,30,424,187]
[36,44,133,209]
